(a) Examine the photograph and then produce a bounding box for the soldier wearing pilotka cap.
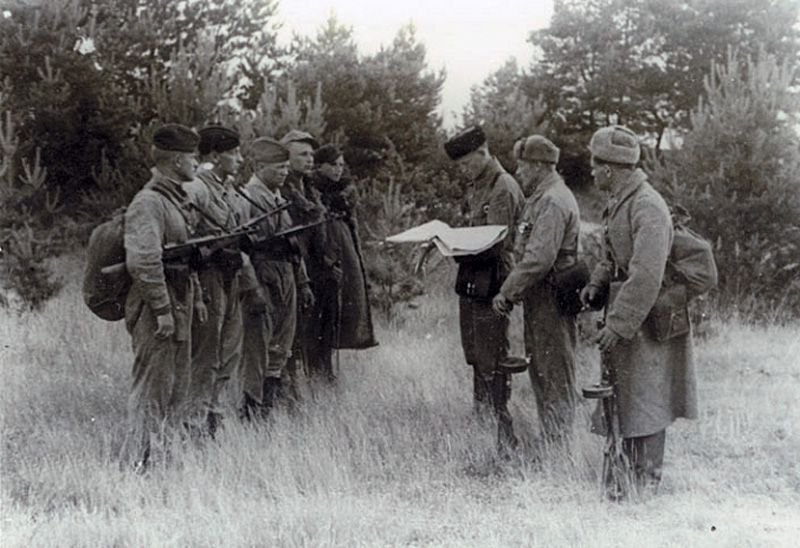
[493,134,582,448]
[444,125,525,454]
[239,137,314,419]
[280,129,341,389]
[122,123,205,471]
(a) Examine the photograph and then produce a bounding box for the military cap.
[153,124,199,152]
[251,137,289,163]
[315,144,343,166]
[198,125,240,155]
[280,129,319,149]
[444,125,486,160]
[589,125,640,165]
[516,134,559,164]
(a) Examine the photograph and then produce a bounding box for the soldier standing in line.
[492,136,581,447]
[240,137,314,419]
[122,124,206,470]
[183,125,249,436]
[580,125,698,498]
[444,126,525,452]
[308,144,378,382]
[280,130,341,386]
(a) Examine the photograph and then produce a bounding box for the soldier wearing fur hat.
[493,135,581,447]
[182,125,252,435]
[239,137,313,418]
[122,123,205,470]
[444,125,525,452]
[580,125,698,498]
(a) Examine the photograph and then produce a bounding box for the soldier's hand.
[595,326,621,352]
[580,285,596,307]
[301,284,315,309]
[195,301,208,324]
[330,263,343,284]
[155,312,175,339]
[492,293,513,316]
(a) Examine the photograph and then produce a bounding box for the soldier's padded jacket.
[500,171,580,303]
[242,174,310,285]
[184,168,258,292]
[590,168,698,438]
[466,157,525,269]
[124,169,199,336]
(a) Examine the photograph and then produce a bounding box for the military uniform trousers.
[459,297,510,401]
[522,282,578,442]
[241,259,297,403]
[124,280,194,461]
[188,267,243,417]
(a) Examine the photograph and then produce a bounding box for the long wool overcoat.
[589,169,698,438]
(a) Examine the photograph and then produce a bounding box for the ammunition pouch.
[547,258,590,316]
[164,264,191,300]
[250,235,300,262]
[211,248,244,272]
[644,283,690,341]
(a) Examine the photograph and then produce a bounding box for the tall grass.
[1,256,799,547]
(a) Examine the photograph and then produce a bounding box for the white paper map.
[386,220,508,257]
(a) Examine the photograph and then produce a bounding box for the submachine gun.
[582,319,630,501]
[100,202,291,277]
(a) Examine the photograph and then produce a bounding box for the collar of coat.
[606,168,647,218]
[529,170,562,202]
[196,167,226,188]
[471,156,504,187]
[247,173,284,203]
[149,168,189,203]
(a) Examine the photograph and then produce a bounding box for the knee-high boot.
[492,371,518,454]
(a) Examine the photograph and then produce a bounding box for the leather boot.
[262,377,283,417]
[239,393,260,422]
[472,368,493,416]
[492,371,518,456]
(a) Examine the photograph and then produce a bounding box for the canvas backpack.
[665,208,718,299]
[82,210,130,321]
[82,184,184,321]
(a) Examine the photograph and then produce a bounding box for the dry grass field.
[1,256,799,547]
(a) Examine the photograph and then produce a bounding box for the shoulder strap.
[149,181,196,234]
[604,184,643,279]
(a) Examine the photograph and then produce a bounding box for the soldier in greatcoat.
[444,126,525,451]
[580,125,698,496]
[307,144,378,381]
[492,136,581,446]
[122,124,205,470]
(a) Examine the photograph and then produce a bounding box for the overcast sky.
[276,0,554,129]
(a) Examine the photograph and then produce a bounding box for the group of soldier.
[443,125,697,500]
[120,120,697,501]
[121,124,376,471]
